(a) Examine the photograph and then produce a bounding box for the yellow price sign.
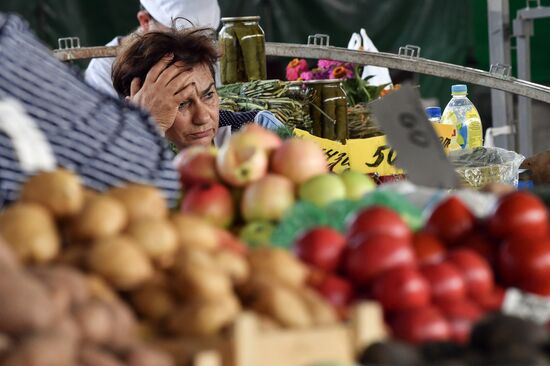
[294,123,454,175]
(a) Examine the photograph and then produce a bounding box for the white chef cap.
[139,0,221,29]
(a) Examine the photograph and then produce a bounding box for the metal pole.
[514,14,534,157]
[487,0,514,150]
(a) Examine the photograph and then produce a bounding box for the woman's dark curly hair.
[112,27,220,97]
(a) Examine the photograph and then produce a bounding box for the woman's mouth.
[189,129,213,140]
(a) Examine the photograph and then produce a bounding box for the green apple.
[239,221,275,247]
[340,170,376,200]
[298,173,347,207]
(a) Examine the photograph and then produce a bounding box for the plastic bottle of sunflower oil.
[441,84,483,150]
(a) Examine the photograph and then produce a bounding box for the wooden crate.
[187,301,387,366]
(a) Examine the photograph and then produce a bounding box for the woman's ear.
[137,10,152,32]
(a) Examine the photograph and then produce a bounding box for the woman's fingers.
[144,53,174,84]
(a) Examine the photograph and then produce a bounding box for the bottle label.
[465,109,483,148]
[440,111,461,151]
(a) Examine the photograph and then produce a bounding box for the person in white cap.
[84,0,220,96]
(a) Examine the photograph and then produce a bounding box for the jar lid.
[302,79,345,85]
[221,16,261,22]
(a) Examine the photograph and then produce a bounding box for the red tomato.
[345,235,416,286]
[446,249,494,299]
[499,237,550,295]
[489,191,549,240]
[412,231,445,265]
[474,286,505,312]
[390,306,451,344]
[425,197,476,246]
[437,299,483,343]
[372,267,430,311]
[346,206,411,244]
[420,262,466,303]
[313,273,355,307]
[294,226,346,272]
[460,231,498,268]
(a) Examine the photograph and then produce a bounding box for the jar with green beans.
[219,16,267,84]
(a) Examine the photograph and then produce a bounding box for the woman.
[112,27,283,149]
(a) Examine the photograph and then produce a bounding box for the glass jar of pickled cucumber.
[219,16,267,84]
[303,79,348,141]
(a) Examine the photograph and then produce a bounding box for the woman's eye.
[204,91,215,99]
[178,102,190,110]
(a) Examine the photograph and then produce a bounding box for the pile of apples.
[174,125,375,238]
[294,190,550,345]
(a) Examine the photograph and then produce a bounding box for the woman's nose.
[193,101,211,125]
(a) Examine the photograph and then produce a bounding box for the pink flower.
[286,67,300,81]
[317,59,342,70]
[300,71,314,80]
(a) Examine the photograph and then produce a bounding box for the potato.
[130,282,176,322]
[248,247,308,288]
[300,288,338,326]
[214,249,249,285]
[126,218,178,266]
[252,283,313,329]
[0,235,20,272]
[79,344,125,366]
[88,236,153,290]
[166,295,241,337]
[108,184,167,222]
[172,248,232,301]
[31,265,90,306]
[106,298,139,351]
[48,315,81,343]
[86,275,118,302]
[125,344,175,366]
[73,299,114,345]
[171,213,220,250]
[2,333,76,366]
[20,169,84,218]
[72,195,128,241]
[0,271,54,335]
[0,203,60,263]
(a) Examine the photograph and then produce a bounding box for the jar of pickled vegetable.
[303,79,348,141]
[219,16,267,84]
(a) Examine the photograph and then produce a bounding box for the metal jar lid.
[221,16,261,22]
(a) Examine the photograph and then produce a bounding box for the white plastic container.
[441,84,483,150]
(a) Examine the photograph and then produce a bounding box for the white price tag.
[369,85,460,189]
[0,98,56,173]
[502,288,550,325]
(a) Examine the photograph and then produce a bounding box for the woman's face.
[165,63,219,148]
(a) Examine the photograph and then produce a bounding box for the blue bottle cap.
[425,106,442,120]
[452,84,468,94]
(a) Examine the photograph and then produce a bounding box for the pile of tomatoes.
[293,190,550,344]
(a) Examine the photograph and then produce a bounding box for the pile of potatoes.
[0,236,172,366]
[0,169,339,353]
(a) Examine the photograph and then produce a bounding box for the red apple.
[346,206,412,244]
[420,262,466,303]
[238,124,282,152]
[425,196,475,246]
[372,267,431,312]
[390,306,452,344]
[313,273,355,307]
[437,299,483,343]
[271,138,328,184]
[412,231,445,265]
[173,145,218,187]
[294,226,346,272]
[446,249,494,299]
[489,191,549,240]
[181,183,234,228]
[499,236,550,295]
[345,234,416,286]
[241,174,295,222]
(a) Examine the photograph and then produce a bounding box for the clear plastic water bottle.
[441,84,483,150]
[425,106,442,123]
